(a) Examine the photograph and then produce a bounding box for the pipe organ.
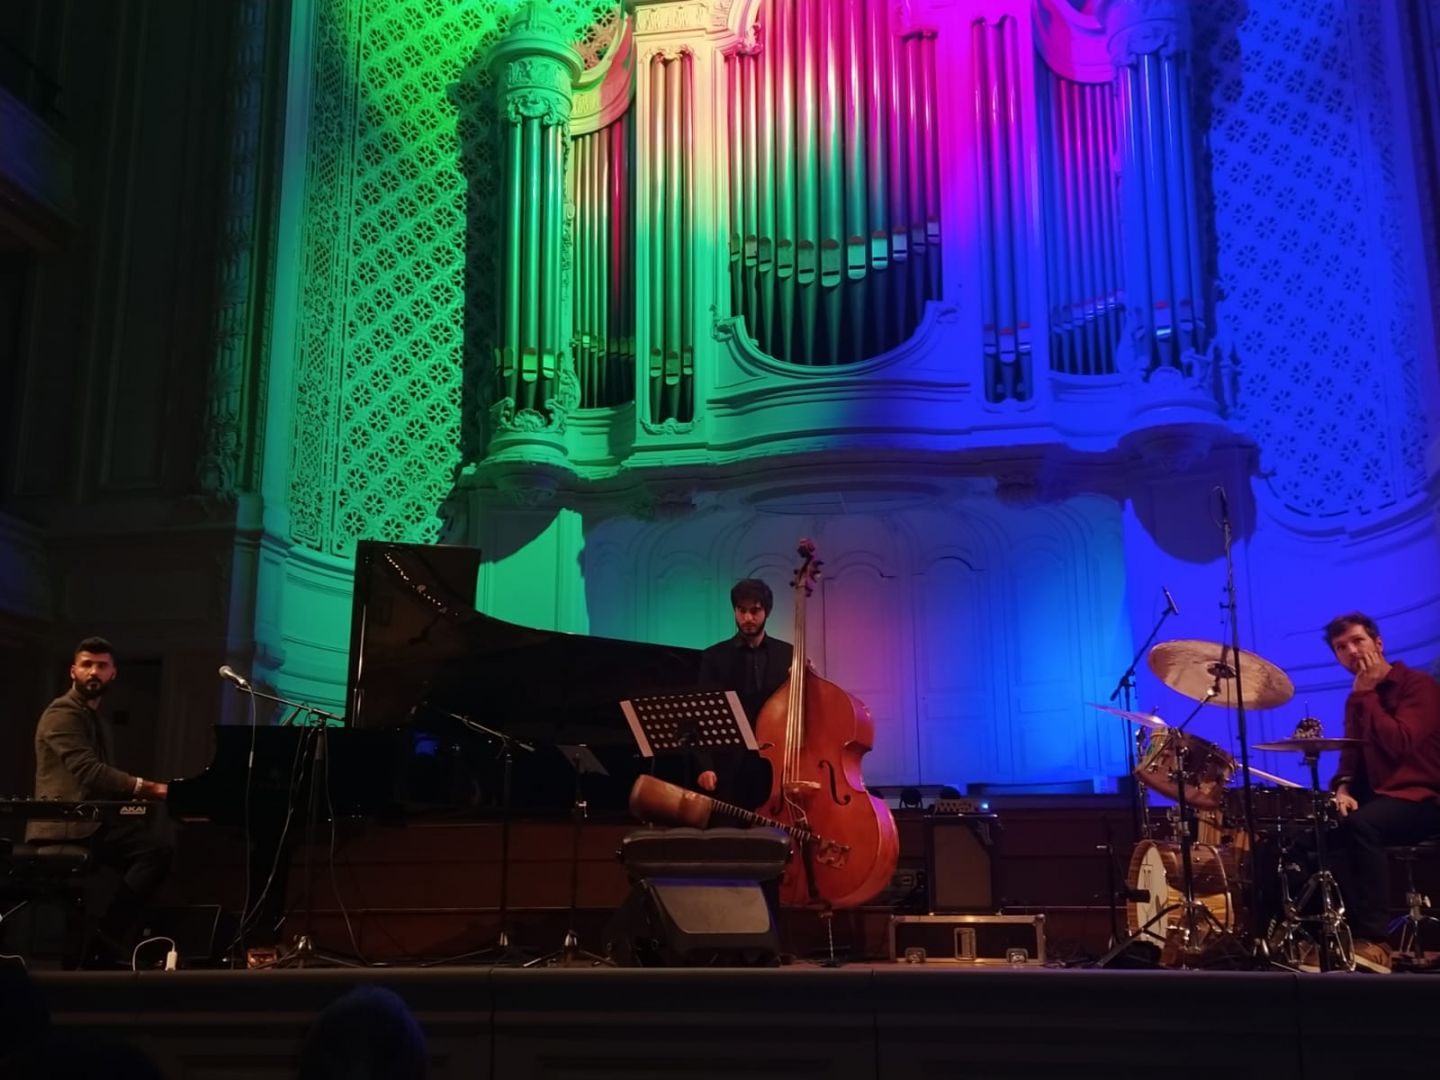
[723,0,943,367]
[478,0,1219,468]
[1037,66,1122,381]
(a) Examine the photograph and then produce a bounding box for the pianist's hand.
[697,770,717,792]
[137,779,169,800]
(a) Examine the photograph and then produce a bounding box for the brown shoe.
[1353,939,1392,974]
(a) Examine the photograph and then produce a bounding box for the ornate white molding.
[571,17,635,135]
[634,1,709,34]
[1031,0,1114,83]
[1103,0,1191,64]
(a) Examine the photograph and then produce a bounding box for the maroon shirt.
[1335,661,1440,803]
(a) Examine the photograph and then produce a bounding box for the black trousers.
[87,815,175,944]
[1328,795,1440,942]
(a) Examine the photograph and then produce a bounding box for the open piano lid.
[344,541,703,813]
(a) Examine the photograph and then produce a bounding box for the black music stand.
[621,690,757,760]
[523,745,614,968]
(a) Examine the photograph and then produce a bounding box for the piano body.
[162,542,705,948]
[171,541,702,821]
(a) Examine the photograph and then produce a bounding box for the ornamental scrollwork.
[635,3,709,34]
[503,91,571,125]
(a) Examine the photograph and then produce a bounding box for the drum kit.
[1091,639,1363,971]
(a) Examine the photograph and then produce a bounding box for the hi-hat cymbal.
[1086,702,1168,729]
[1253,737,1364,753]
[1148,639,1295,711]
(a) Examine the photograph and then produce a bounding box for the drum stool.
[1385,840,1440,966]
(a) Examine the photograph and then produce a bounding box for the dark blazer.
[695,634,794,808]
[697,634,794,724]
[28,687,139,841]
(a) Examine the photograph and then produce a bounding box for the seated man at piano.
[29,637,173,964]
[694,578,793,809]
[1324,612,1440,973]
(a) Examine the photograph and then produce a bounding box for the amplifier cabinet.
[889,914,1046,965]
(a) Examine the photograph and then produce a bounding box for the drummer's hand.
[697,770,718,792]
[1352,651,1391,694]
[1335,786,1358,817]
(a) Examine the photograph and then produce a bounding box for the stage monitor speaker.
[605,878,779,967]
[927,816,997,913]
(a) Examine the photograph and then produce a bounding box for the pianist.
[28,637,173,965]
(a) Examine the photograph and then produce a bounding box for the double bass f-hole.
[820,759,851,806]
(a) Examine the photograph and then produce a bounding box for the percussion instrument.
[1149,640,1295,711]
[1134,728,1235,809]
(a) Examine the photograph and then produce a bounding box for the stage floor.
[17,961,1440,1079]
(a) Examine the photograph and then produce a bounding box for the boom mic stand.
[525,745,613,968]
[429,711,536,966]
[221,674,360,969]
[1107,592,1178,843]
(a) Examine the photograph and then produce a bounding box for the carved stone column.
[198,0,271,501]
[486,2,583,489]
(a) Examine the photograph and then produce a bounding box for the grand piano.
[168,541,705,823]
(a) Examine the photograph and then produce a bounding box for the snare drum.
[1134,728,1235,809]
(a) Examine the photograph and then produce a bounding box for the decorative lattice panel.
[288,0,621,556]
[1198,0,1427,519]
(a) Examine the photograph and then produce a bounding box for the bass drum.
[1125,839,1243,944]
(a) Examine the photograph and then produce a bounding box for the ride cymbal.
[1086,702,1168,729]
[1148,639,1295,711]
[1252,737,1364,753]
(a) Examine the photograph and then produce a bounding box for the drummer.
[1324,612,1440,972]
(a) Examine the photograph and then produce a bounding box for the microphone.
[218,665,251,691]
[1215,486,1230,522]
[1162,587,1179,617]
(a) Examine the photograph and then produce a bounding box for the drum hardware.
[1252,735,1364,972]
[1100,586,1180,846]
[1146,504,1297,963]
[1095,734,1237,967]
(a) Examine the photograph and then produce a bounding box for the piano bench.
[618,826,791,883]
[1,843,95,968]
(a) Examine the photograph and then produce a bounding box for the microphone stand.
[222,678,358,969]
[429,711,536,966]
[1108,598,1176,844]
[1216,488,1264,962]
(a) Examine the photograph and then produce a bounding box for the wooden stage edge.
[25,962,1440,1079]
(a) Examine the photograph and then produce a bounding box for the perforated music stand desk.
[620,690,757,758]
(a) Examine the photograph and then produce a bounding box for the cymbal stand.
[524,747,613,968]
[1215,487,1264,950]
[429,713,536,966]
[1107,595,1175,842]
[1264,749,1353,971]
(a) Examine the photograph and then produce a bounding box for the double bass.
[754,539,899,908]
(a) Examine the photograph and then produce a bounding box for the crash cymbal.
[1086,702,1168,729]
[1148,639,1295,711]
[1252,737,1364,753]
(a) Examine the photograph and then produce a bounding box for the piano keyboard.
[0,798,152,822]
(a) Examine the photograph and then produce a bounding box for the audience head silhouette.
[298,985,429,1080]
